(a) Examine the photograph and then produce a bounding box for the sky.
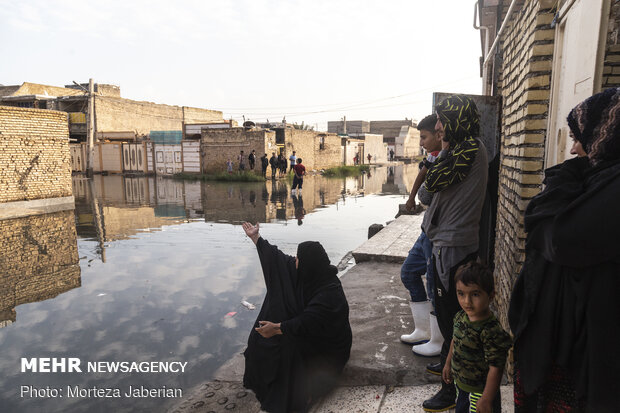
[0,0,484,131]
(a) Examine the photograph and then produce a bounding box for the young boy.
[291,158,305,195]
[400,115,444,357]
[442,262,512,413]
[405,114,444,211]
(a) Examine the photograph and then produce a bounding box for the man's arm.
[406,166,428,211]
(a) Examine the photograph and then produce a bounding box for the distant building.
[0,81,225,142]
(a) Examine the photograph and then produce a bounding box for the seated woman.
[241,222,352,413]
[509,88,620,411]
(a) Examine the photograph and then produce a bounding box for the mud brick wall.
[493,1,555,333]
[0,210,80,326]
[201,129,276,172]
[284,130,342,170]
[94,96,223,136]
[0,106,73,203]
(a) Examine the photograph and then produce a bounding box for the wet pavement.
[170,217,515,413]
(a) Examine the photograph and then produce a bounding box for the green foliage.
[173,171,265,182]
[322,165,370,177]
[291,121,314,131]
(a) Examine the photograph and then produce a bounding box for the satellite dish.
[243,121,255,129]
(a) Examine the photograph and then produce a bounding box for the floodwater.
[0,165,418,413]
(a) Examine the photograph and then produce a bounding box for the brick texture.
[493,1,555,333]
[0,106,73,203]
[0,210,80,326]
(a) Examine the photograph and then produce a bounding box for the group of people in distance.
[238,90,620,413]
[227,149,304,182]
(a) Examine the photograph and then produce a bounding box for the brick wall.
[201,128,276,172]
[95,96,223,136]
[285,130,342,170]
[493,1,555,332]
[0,106,73,203]
[602,2,620,89]
[0,210,80,326]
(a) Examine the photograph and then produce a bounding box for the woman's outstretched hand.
[243,222,260,244]
[255,321,282,338]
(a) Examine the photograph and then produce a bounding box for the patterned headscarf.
[424,95,481,193]
[567,87,620,164]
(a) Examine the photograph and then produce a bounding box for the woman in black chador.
[241,222,352,413]
[509,88,620,412]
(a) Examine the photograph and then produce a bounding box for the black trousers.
[433,251,478,366]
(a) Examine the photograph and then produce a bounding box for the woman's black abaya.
[243,238,352,413]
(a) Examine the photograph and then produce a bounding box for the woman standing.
[242,222,352,413]
[509,88,620,412]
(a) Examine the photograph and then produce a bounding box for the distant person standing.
[260,153,269,178]
[390,149,395,161]
[249,150,256,170]
[291,158,306,195]
[269,152,278,179]
[238,151,246,171]
[227,158,233,174]
[289,151,297,172]
[367,153,372,164]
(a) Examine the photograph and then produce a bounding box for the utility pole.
[86,78,95,177]
[342,116,347,135]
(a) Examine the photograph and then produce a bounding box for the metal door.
[122,144,131,171]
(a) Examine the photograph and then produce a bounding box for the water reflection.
[73,164,418,239]
[0,210,80,328]
[0,165,418,412]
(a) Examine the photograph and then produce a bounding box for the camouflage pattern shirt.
[451,310,512,393]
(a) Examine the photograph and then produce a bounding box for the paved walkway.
[169,216,514,413]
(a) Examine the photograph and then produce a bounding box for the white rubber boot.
[412,312,444,357]
[400,301,432,344]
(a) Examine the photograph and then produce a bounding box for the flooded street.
[0,165,418,413]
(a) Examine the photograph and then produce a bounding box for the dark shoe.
[426,361,443,376]
[422,383,456,412]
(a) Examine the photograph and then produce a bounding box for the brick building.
[475,0,619,332]
[0,82,225,141]
[201,127,342,172]
[0,106,74,219]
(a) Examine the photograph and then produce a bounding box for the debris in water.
[225,312,237,317]
[241,301,256,310]
[97,293,107,297]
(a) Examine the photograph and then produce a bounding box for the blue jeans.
[400,231,435,307]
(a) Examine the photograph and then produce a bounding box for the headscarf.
[567,87,620,165]
[424,95,481,192]
[296,241,339,305]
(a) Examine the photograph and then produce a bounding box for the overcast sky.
[1,0,483,131]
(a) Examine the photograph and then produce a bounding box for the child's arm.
[476,366,503,413]
[441,338,454,384]
[406,166,428,211]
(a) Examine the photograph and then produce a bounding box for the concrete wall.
[327,120,370,134]
[0,106,72,203]
[201,128,276,172]
[359,134,387,163]
[395,126,421,158]
[492,1,555,333]
[370,120,414,140]
[0,210,80,327]
[95,96,224,136]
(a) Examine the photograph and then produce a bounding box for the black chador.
[243,239,352,413]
